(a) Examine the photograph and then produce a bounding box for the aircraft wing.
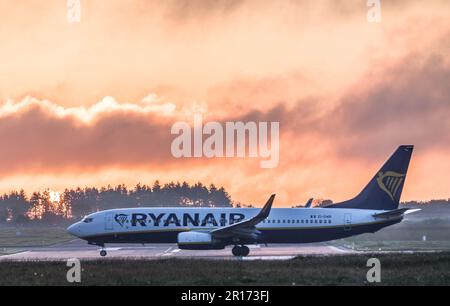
[210,194,275,240]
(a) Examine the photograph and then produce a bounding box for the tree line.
[1,181,448,225]
[0,181,232,224]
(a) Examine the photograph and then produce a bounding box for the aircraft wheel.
[232,245,250,257]
[100,250,107,257]
[232,246,241,256]
[241,246,250,257]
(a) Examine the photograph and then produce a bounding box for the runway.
[0,239,354,261]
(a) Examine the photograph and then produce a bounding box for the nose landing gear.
[88,241,108,257]
[232,245,250,257]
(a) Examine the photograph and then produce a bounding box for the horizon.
[2,182,450,207]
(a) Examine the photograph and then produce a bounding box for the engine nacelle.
[177,231,224,250]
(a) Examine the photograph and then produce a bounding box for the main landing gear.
[99,245,107,257]
[232,245,250,257]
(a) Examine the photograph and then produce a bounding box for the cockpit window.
[83,217,94,223]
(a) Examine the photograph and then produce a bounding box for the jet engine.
[177,231,225,250]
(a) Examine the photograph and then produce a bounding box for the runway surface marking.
[162,248,181,256]
[0,239,355,261]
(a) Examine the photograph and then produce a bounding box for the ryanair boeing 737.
[67,145,419,257]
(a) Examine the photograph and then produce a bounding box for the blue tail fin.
[329,145,414,210]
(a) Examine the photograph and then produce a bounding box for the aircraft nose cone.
[67,223,80,237]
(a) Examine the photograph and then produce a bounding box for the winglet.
[305,198,313,208]
[210,194,275,237]
[257,194,275,219]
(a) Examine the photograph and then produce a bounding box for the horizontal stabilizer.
[403,208,422,215]
[373,208,421,219]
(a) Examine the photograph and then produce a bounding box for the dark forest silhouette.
[0,181,232,224]
[0,181,449,225]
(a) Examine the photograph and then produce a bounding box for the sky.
[0,0,449,206]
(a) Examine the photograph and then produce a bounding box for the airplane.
[67,145,419,257]
[304,198,314,208]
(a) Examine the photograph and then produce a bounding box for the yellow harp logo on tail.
[376,171,405,201]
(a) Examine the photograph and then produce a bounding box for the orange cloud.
[1,44,449,202]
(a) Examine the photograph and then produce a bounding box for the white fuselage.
[67,207,400,245]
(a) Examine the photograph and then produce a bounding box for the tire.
[241,246,250,257]
[100,250,107,257]
[232,245,250,257]
[232,246,241,256]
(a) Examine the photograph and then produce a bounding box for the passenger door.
[105,212,114,231]
[344,213,352,231]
